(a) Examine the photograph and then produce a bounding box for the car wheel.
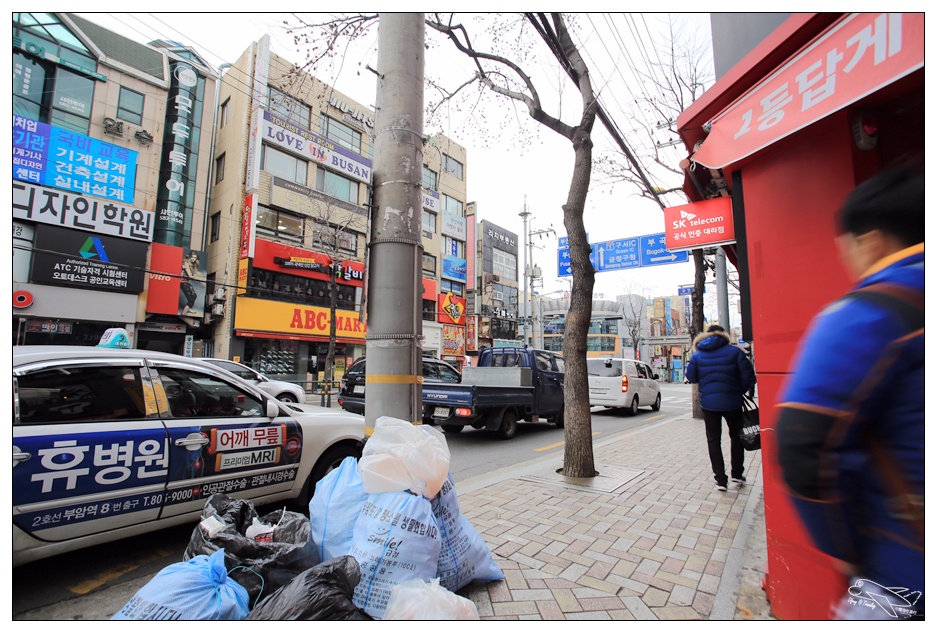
[626,395,639,416]
[651,393,661,411]
[497,410,518,440]
[442,425,463,434]
[277,393,298,403]
[303,442,362,507]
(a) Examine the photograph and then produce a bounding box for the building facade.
[206,37,470,383]
[474,220,521,353]
[13,12,217,353]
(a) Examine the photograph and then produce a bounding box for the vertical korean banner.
[153,61,204,246]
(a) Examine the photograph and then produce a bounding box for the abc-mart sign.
[663,197,735,253]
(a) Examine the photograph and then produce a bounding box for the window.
[320,114,362,154]
[313,222,358,254]
[117,87,144,126]
[268,86,310,128]
[436,362,461,382]
[492,248,518,281]
[444,237,465,259]
[422,253,437,274]
[261,144,307,185]
[50,67,95,134]
[422,210,436,238]
[158,367,265,418]
[422,299,437,322]
[443,154,463,180]
[422,166,438,191]
[17,364,148,423]
[315,168,359,204]
[256,205,303,240]
[214,153,225,184]
[441,194,463,216]
[209,212,221,243]
[219,97,230,128]
[441,279,464,296]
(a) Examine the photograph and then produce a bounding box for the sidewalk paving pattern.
[454,412,776,620]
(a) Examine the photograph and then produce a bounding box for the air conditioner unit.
[202,310,213,324]
[211,303,225,317]
[491,274,500,282]
[212,288,227,302]
[492,290,504,302]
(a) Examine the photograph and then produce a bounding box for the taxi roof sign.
[98,328,131,348]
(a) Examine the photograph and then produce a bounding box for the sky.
[74,11,738,320]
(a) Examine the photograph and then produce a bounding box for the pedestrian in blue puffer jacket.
[686,324,756,492]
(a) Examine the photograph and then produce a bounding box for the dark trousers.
[702,408,745,486]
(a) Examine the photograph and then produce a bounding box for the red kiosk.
[675,13,924,619]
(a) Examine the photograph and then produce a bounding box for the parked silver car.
[197,358,306,403]
[12,345,363,567]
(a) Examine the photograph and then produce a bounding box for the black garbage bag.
[246,556,372,621]
[184,494,316,607]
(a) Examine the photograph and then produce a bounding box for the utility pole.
[519,199,531,346]
[364,13,425,434]
[716,246,729,331]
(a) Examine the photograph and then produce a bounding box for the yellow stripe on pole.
[366,374,424,384]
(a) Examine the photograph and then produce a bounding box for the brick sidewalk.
[454,414,774,620]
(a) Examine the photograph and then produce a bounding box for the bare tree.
[593,14,715,354]
[283,12,602,476]
[300,191,368,404]
[616,280,650,360]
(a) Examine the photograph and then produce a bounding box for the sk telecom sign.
[692,13,924,169]
[664,197,735,252]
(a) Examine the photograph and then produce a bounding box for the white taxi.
[12,344,365,568]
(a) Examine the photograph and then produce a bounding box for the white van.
[587,357,661,415]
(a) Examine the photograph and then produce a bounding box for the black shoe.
[714,484,728,492]
[731,476,746,485]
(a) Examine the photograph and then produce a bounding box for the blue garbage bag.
[309,456,367,563]
[350,491,441,620]
[432,475,504,591]
[112,549,249,620]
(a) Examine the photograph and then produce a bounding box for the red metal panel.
[757,373,846,619]
[742,111,856,375]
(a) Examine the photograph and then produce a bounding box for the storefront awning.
[236,330,363,345]
[691,13,924,170]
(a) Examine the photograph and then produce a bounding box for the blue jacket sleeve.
[685,355,698,384]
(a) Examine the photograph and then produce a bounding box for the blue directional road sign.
[639,233,689,267]
[559,232,688,277]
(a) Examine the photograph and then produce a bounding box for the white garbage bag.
[384,578,480,620]
[358,416,450,498]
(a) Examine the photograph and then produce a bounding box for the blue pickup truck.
[424,347,565,439]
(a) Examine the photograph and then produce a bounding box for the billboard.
[146,243,208,324]
[13,115,137,204]
[32,224,147,293]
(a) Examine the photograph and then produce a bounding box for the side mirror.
[266,400,280,419]
[653,373,659,380]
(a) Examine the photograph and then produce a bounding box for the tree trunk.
[690,249,705,419]
[561,125,597,479]
[325,266,339,407]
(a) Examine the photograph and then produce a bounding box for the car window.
[16,365,150,424]
[534,351,553,372]
[553,355,564,373]
[347,360,366,376]
[635,363,649,379]
[156,367,265,418]
[209,360,256,381]
[587,359,621,377]
[436,363,461,382]
[423,362,440,380]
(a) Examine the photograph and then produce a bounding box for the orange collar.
[861,242,924,279]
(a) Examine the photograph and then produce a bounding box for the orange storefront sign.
[234,297,366,340]
[692,13,924,169]
[663,197,735,252]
